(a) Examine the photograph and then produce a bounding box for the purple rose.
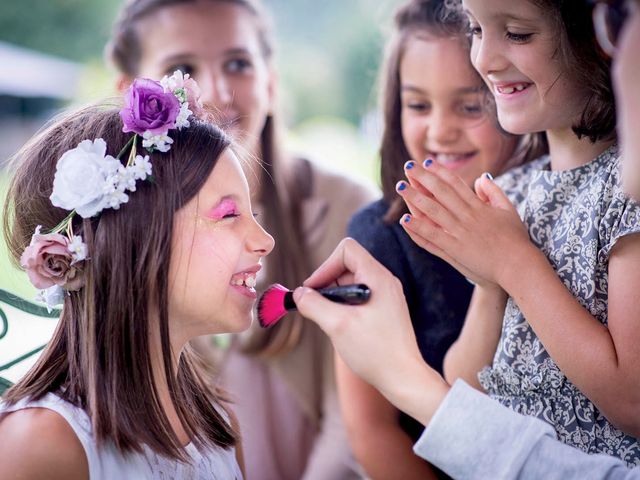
[120,78,181,135]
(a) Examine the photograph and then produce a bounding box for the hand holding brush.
[257,283,371,328]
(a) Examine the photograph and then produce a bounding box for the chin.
[495,114,537,136]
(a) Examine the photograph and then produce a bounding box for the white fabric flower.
[131,155,152,181]
[67,235,88,263]
[50,139,120,218]
[35,285,64,313]
[117,165,138,192]
[142,131,173,152]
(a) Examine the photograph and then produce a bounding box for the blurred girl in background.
[106,1,376,478]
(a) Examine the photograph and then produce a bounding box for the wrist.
[379,358,450,427]
[497,242,548,295]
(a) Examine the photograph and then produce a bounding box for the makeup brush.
[258,283,371,328]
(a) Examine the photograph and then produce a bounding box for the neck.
[546,128,615,171]
[242,142,264,203]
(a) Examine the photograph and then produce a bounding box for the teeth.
[231,272,257,289]
[499,84,527,94]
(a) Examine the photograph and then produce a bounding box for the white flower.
[117,165,138,192]
[175,102,192,129]
[161,70,187,93]
[35,285,64,313]
[50,139,120,218]
[67,235,88,264]
[131,155,152,181]
[142,131,174,152]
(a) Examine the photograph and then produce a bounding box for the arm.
[416,380,638,480]
[443,284,506,389]
[399,162,640,435]
[293,239,637,480]
[0,408,89,480]
[335,356,438,480]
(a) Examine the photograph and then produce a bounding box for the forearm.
[500,244,640,433]
[415,380,637,480]
[336,358,438,480]
[352,425,438,480]
[443,285,506,389]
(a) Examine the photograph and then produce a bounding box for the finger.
[302,238,388,289]
[409,158,479,208]
[477,173,513,210]
[474,176,490,203]
[397,181,460,233]
[404,160,433,198]
[293,287,345,334]
[402,217,475,280]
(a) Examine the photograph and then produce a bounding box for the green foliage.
[0,0,118,61]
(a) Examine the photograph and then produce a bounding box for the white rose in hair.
[50,138,120,218]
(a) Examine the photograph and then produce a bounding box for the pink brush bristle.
[258,283,295,328]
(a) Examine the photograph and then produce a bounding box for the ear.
[115,75,133,94]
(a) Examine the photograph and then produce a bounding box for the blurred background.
[0,0,403,297]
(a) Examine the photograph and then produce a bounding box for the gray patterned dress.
[478,145,640,467]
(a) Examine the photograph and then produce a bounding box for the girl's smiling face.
[400,35,517,186]
[168,148,274,343]
[463,0,588,135]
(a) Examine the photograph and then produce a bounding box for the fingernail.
[423,158,433,167]
[405,161,415,170]
[401,214,411,224]
[396,181,407,192]
[484,172,494,180]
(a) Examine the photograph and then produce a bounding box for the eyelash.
[467,25,533,43]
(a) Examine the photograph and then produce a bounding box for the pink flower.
[183,76,204,117]
[20,228,84,291]
[120,78,181,136]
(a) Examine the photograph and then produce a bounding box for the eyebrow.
[401,85,483,95]
[464,8,538,26]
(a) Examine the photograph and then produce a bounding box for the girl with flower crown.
[106,1,377,479]
[0,73,274,478]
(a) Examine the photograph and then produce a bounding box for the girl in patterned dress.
[394,0,640,468]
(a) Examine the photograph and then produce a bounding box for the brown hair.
[529,0,616,142]
[106,0,310,357]
[379,0,545,222]
[2,104,237,460]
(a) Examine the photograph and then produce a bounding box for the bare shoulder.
[0,407,89,479]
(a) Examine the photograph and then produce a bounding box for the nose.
[248,216,275,258]
[426,107,461,145]
[198,70,233,109]
[471,33,505,79]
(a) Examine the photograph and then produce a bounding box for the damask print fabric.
[478,145,640,467]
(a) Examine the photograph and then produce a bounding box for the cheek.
[401,113,426,158]
[465,125,516,171]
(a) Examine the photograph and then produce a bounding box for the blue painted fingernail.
[402,214,411,223]
[424,158,433,167]
[396,181,407,192]
[484,172,494,180]
[405,161,415,170]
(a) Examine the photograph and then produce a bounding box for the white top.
[1,393,243,479]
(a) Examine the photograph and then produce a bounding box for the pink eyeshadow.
[208,198,238,220]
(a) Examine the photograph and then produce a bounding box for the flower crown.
[20,71,203,311]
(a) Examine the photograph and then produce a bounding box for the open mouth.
[230,272,257,291]
[495,83,532,95]
[428,151,478,168]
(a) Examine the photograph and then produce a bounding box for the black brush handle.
[283,284,371,311]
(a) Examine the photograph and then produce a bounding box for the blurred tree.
[0,0,118,62]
